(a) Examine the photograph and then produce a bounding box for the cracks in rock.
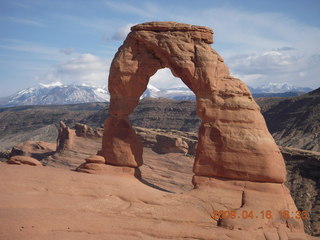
[240,190,245,208]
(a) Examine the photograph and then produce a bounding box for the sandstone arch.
[100,21,286,184]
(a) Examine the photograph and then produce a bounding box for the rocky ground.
[1,123,319,239]
[0,89,319,152]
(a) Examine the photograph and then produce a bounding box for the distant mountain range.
[249,83,313,98]
[249,83,313,93]
[0,81,314,107]
[1,82,109,107]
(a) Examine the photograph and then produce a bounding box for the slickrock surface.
[102,21,286,183]
[1,124,319,239]
[1,21,316,239]
[0,163,315,240]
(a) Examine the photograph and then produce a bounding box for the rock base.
[192,175,306,238]
[76,162,141,178]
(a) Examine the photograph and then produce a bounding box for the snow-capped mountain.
[141,84,161,98]
[1,81,314,107]
[159,87,195,100]
[4,82,110,107]
[141,85,195,100]
[249,83,313,93]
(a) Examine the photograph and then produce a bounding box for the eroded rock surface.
[152,134,189,154]
[56,121,75,152]
[75,123,103,138]
[97,21,308,238]
[7,155,42,166]
[102,21,286,184]
[10,141,56,159]
[2,122,317,238]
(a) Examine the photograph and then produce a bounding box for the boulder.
[7,156,42,166]
[152,134,189,154]
[85,155,105,164]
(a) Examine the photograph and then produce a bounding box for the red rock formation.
[7,155,42,166]
[56,121,75,152]
[98,22,307,236]
[100,116,143,167]
[152,134,189,154]
[75,123,103,138]
[101,21,286,184]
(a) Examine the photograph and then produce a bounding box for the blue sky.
[0,0,319,97]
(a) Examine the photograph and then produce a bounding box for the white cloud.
[228,51,301,75]
[227,51,320,88]
[99,3,320,88]
[39,81,63,88]
[0,16,45,27]
[112,23,135,40]
[149,68,184,89]
[38,53,110,87]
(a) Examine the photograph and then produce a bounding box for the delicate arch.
[100,21,286,184]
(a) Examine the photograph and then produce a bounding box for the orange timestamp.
[210,210,309,220]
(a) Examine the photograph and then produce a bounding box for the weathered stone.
[76,162,140,177]
[192,176,304,234]
[101,21,286,183]
[75,123,103,138]
[56,121,75,152]
[100,116,143,167]
[152,134,189,154]
[10,141,56,158]
[85,155,105,164]
[7,155,42,166]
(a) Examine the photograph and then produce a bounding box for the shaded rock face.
[102,21,286,183]
[281,147,320,236]
[262,90,320,152]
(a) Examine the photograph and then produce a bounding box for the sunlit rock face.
[101,21,286,184]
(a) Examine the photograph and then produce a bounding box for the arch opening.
[133,68,199,192]
[141,68,195,100]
